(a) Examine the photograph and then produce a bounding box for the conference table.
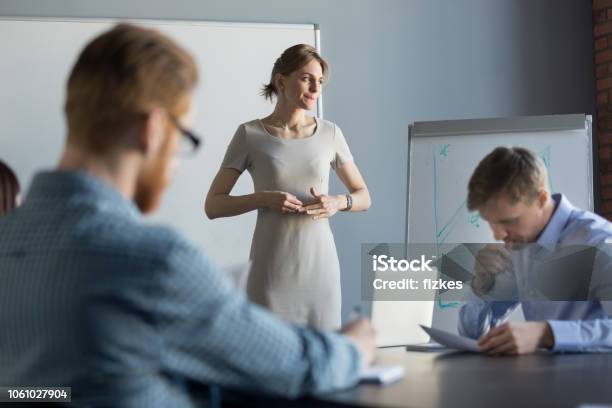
[235,347,612,408]
[316,347,612,408]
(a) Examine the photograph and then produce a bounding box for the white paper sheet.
[419,325,480,352]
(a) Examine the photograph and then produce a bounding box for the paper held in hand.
[419,325,480,353]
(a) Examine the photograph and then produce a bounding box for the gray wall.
[0,0,596,323]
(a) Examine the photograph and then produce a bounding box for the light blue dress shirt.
[459,194,612,352]
[0,171,360,406]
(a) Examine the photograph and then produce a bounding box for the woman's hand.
[259,191,304,214]
[303,187,344,220]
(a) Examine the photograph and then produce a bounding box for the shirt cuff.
[548,320,582,352]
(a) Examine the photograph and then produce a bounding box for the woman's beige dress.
[221,117,353,329]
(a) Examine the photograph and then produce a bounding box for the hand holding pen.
[340,305,376,369]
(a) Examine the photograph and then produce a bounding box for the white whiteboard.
[0,18,319,267]
[407,114,593,245]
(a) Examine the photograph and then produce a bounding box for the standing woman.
[0,160,20,215]
[205,44,371,329]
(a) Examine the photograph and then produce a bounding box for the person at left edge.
[0,160,20,214]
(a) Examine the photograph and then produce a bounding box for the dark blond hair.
[64,23,198,148]
[261,44,329,101]
[467,147,548,211]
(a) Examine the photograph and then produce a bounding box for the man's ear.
[537,189,549,208]
[138,108,166,155]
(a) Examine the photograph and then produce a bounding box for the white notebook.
[360,365,405,385]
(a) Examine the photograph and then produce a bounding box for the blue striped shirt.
[0,171,360,406]
[459,194,612,352]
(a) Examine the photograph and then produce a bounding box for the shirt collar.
[25,170,140,220]
[536,193,573,250]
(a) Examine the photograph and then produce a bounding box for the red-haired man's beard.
[134,157,171,214]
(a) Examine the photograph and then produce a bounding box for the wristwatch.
[342,194,353,211]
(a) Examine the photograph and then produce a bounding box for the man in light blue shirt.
[459,146,612,354]
[0,23,375,406]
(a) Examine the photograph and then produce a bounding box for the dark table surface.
[314,347,612,408]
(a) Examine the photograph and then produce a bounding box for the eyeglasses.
[169,115,203,156]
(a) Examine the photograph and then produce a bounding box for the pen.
[349,305,364,321]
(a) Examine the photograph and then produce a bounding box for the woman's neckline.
[257,116,320,142]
